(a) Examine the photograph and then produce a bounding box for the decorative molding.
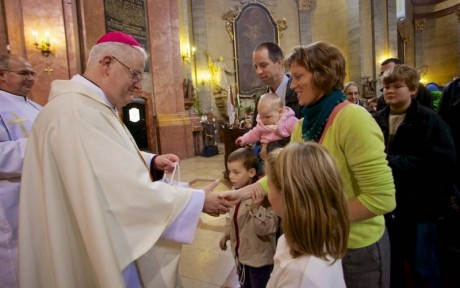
[224,2,280,95]
[239,0,275,6]
[411,0,446,6]
[157,114,192,127]
[397,20,410,43]
[456,8,460,23]
[413,3,460,19]
[297,0,312,11]
[276,18,287,38]
[222,8,239,41]
[414,18,426,31]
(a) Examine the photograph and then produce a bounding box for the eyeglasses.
[111,56,143,83]
[3,70,36,77]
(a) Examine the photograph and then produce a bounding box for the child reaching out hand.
[235,92,298,160]
[265,142,350,287]
[219,147,278,288]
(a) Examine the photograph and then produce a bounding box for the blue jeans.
[414,221,441,288]
[386,217,442,288]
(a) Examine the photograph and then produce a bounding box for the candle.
[45,32,50,46]
[32,31,38,44]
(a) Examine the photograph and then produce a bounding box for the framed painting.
[231,3,279,96]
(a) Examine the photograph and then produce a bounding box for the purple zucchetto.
[96,31,141,47]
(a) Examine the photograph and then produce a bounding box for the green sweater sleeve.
[257,176,269,193]
[325,105,396,215]
[257,120,303,195]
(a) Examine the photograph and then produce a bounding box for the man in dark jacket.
[249,42,301,162]
[437,76,460,287]
[374,64,456,288]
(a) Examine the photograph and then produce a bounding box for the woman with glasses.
[343,81,364,106]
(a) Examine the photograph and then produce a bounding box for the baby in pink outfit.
[236,92,299,159]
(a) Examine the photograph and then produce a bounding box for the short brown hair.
[285,42,346,95]
[227,147,258,172]
[254,42,283,63]
[382,64,420,92]
[265,142,349,261]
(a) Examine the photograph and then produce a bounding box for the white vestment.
[19,78,204,288]
[0,90,41,288]
[266,235,346,288]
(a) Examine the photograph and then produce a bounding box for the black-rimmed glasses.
[111,56,143,83]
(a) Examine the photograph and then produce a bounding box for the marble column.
[359,0,375,80]
[346,0,376,97]
[347,0,361,82]
[387,0,398,59]
[372,0,386,77]
[178,0,194,82]
[297,0,313,45]
[146,0,195,158]
[191,0,212,112]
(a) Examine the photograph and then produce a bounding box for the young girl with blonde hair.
[265,142,349,287]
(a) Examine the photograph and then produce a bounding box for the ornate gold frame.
[223,2,284,97]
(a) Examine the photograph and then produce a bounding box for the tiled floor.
[178,145,240,288]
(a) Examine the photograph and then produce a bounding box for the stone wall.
[182,0,459,121]
[413,0,459,85]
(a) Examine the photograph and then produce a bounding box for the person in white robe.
[0,54,40,288]
[18,32,231,288]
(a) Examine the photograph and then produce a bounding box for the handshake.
[201,180,260,216]
[155,154,258,217]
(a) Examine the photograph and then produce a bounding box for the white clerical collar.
[274,75,289,100]
[71,75,115,111]
[0,89,27,101]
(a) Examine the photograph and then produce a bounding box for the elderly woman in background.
[343,81,364,105]
[221,42,396,288]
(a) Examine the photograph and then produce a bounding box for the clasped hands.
[155,154,261,217]
[202,181,262,217]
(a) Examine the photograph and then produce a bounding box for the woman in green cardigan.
[221,42,395,288]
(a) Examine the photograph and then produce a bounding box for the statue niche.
[207,52,234,95]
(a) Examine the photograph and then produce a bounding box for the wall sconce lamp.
[32,31,51,57]
[181,45,196,62]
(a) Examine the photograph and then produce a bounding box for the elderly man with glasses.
[17,32,232,288]
[0,54,40,288]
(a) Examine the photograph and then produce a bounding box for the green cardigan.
[259,104,395,249]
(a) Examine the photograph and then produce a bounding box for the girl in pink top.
[236,92,299,159]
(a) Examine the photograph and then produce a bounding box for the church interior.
[0,0,458,159]
[1,0,459,287]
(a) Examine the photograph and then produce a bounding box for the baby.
[235,92,298,160]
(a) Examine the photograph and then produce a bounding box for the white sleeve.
[0,137,28,178]
[160,189,205,244]
[140,151,155,167]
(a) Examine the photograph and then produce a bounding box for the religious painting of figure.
[234,3,278,96]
